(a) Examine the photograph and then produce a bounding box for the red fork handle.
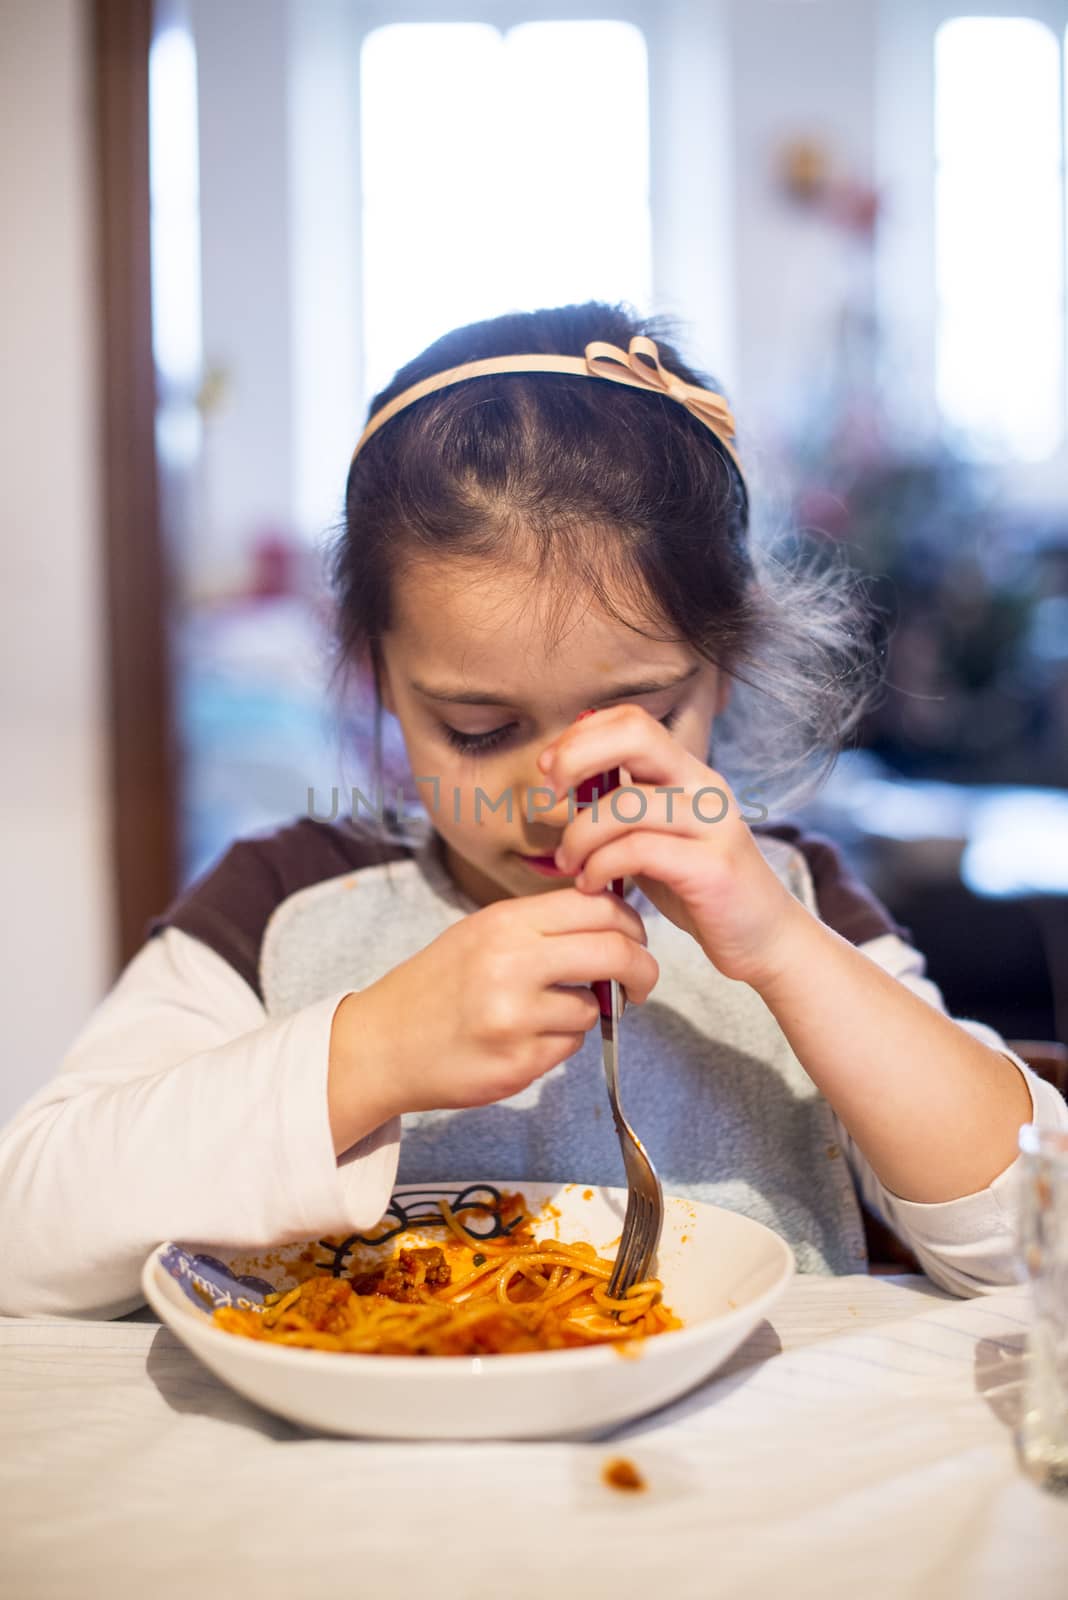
[573,709,625,1020]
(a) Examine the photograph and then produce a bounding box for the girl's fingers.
[529,1033,592,1073]
[569,830,721,902]
[536,929,660,1006]
[553,781,736,876]
[517,885,648,946]
[539,704,708,798]
[537,984,604,1032]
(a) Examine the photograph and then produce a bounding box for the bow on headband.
[583,336,739,443]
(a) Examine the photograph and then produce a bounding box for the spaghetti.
[212,1193,681,1356]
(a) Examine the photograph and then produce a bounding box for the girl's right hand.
[327,888,657,1152]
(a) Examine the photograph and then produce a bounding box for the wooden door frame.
[92,0,178,966]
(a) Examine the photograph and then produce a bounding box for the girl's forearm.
[328,989,406,1156]
[753,906,1034,1203]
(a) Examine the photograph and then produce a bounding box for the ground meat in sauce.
[286,1275,357,1335]
[350,1246,453,1303]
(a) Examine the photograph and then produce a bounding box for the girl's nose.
[527,779,572,826]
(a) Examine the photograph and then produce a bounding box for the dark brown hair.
[326,300,877,814]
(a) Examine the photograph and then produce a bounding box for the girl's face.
[376,555,730,908]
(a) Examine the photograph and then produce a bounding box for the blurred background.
[3,0,1067,1121]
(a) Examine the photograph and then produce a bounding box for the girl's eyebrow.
[409,663,701,707]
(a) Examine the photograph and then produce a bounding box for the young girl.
[2,301,1064,1319]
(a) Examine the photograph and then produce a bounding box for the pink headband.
[350,334,747,495]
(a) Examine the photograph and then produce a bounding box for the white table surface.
[3,1274,1067,1600]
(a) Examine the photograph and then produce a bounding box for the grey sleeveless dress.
[259,821,868,1275]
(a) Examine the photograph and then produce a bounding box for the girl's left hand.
[537,705,808,992]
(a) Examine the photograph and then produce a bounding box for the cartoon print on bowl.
[315,1182,524,1274]
[162,1183,525,1313]
[160,1243,276,1313]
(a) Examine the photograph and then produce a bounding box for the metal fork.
[571,725,664,1299]
[593,969,664,1298]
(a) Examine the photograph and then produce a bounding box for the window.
[359,19,651,397]
[148,15,203,468]
[933,15,1064,461]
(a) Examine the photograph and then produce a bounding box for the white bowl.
[141,1179,794,1440]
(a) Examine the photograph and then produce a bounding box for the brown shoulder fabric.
[145,817,414,999]
[752,821,913,947]
[149,813,910,999]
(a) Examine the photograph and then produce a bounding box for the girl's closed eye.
[441,706,681,756]
[441,722,516,756]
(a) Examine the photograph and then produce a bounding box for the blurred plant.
[789,437,1066,784]
[769,125,1066,789]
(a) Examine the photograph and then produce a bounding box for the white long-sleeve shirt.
[0,820,1064,1317]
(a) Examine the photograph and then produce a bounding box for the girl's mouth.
[515,853,568,878]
